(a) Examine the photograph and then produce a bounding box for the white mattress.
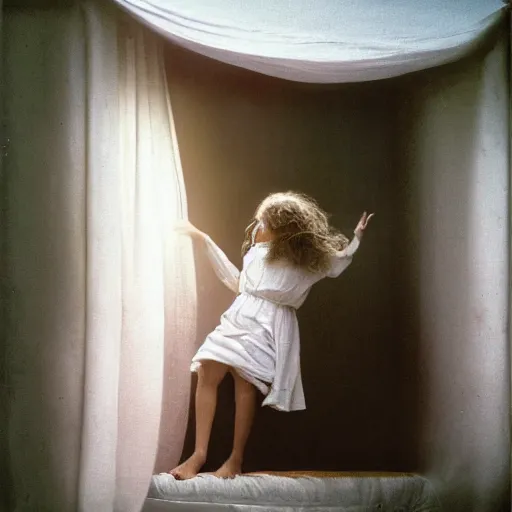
[143,472,441,511]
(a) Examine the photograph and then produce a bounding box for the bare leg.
[170,361,228,480]
[214,370,256,478]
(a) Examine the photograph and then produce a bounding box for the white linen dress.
[190,226,360,412]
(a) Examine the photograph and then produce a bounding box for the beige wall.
[396,28,510,511]
[2,7,87,511]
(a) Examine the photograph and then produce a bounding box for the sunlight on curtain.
[4,2,196,511]
[79,3,197,511]
[116,10,198,496]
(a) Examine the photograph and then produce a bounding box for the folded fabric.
[113,0,505,83]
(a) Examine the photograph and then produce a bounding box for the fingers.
[359,211,374,230]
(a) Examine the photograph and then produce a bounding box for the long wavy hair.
[241,191,349,273]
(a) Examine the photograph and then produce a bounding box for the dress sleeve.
[203,235,240,293]
[325,236,360,278]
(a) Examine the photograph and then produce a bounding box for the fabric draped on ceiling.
[4,1,196,511]
[111,0,506,83]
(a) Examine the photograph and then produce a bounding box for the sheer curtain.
[4,2,195,511]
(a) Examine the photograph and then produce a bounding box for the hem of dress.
[262,399,307,412]
[266,403,307,412]
[191,360,306,412]
[262,393,306,412]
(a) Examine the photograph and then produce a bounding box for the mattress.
[143,471,441,511]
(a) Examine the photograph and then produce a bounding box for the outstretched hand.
[354,211,374,239]
[173,220,206,241]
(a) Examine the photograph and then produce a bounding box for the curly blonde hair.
[241,191,349,273]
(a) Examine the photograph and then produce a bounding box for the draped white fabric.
[111,0,506,83]
[4,2,196,511]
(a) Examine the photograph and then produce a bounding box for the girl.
[171,191,373,480]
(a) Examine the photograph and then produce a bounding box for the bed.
[142,471,441,511]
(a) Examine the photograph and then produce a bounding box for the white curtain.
[4,2,196,511]
[112,0,506,83]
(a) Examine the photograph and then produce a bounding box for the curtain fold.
[4,2,196,511]
[111,0,507,83]
[79,4,123,509]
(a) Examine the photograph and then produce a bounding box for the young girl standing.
[171,191,373,480]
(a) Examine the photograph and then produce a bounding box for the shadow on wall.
[398,60,478,507]
[396,25,510,512]
[164,43,418,473]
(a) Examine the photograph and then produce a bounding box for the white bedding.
[143,473,441,511]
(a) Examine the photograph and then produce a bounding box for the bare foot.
[213,456,242,479]
[169,452,206,480]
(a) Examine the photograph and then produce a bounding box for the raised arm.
[175,220,240,293]
[326,211,374,278]
[326,236,360,278]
